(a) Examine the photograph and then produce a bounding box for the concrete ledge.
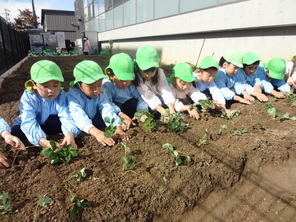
[0,57,29,88]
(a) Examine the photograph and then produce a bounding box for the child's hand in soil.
[187,107,200,120]
[60,132,77,149]
[90,127,115,146]
[2,131,25,150]
[119,113,136,131]
[132,114,148,123]
[0,153,10,169]
[115,126,130,142]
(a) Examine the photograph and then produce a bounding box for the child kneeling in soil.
[234,52,268,102]
[104,53,148,130]
[215,49,253,105]
[133,45,176,119]
[256,57,291,98]
[11,60,80,148]
[0,117,25,169]
[193,56,231,113]
[67,60,129,147]
[167,62,207,119]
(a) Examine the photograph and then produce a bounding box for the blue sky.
[0,0,75,23]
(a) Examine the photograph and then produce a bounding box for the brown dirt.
[0,55,296,222]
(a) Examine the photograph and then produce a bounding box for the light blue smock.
[67,87,121,134]
[215,69,246,100]
[102,79,148,112]
[13,90,81,146]
[256,66,291,93]
[0,117,11,137]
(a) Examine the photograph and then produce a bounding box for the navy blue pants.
[11,115,62,146]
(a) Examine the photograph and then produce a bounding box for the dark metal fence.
[0,16,30,76]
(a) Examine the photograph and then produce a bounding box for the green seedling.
[121,142,136,171]
[263,102,274,109]
[283,92,296,103]
[267,107,281,119]
[105,39,113,55]
[162,143,191,166]
[217,109,240,120]
[104,117,117,137]
[75,168,87,181]
[38,195,53,207]
[70,197,88,220]
[198,99,215,118]
[197,129,209,148]
[161,109,187,132]
[253,120,265,129]
[218,124,228,135]
[0,192,18,214]
[41,141,78,164]
[34,168,87,222]
[230,127,248,137]
[252,99,259,105]
[280,113,296,121]
[134,110,158,132]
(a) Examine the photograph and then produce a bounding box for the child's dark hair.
[106,68,115,77]
[219,57,227,67]
[133,63,159,87]
[242,61,260,69]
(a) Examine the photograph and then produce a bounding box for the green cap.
[243,52,261,65]
[25,60,64,92]
[263,57,286,80]
[171,62,195,82]
[70,60,108,87]
[135,45,160,70]
[223,49,243,68]
[198,56,219,69]
[29,60,64,83]
[106,53,135,80]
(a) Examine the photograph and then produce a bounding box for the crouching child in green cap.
[215,49,253,105]
[11,60,80,148]
[167,62,207,119]
[133,45,176,119]
[104,53,148,130]
[256,57,291,98]
[234,52,268,102]
[67,60,129,147]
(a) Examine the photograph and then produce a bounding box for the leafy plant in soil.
[267,107,281,119]
[230,127,248,137]
[197,129,209,148]
[70,197,88,220]
[0,192,18,214]
[104,117,117,137]
[134,110,159,132]
[121,142,136,171]
[162,143,191,166]
[280,113,296,121]
[34,168,88,222]
[196,99,216,118]
[216,109,240,120]
[41,141,78,164]
[218,124,228,135]
[161,109,187,132]
[253,120,265,129]
[283,92,296,103]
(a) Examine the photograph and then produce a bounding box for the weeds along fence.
[0,16,30,76]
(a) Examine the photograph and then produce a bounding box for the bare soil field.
[0,55,295,222]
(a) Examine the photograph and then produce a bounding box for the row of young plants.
[28,49,79,57]
[1,93,296,219]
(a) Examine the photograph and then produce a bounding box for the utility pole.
[31,0,38,28]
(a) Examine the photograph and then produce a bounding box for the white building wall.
[98,0,296,64]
